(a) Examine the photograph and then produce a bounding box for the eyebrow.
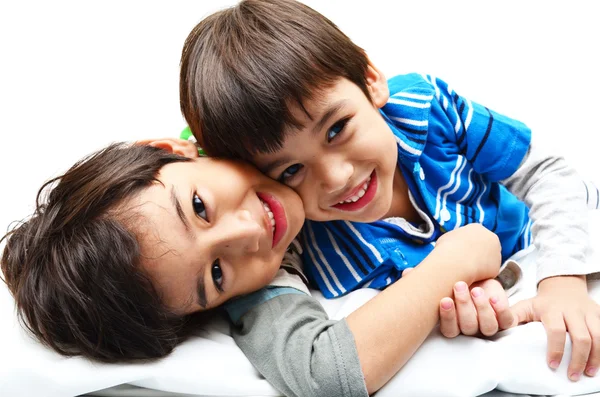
[169,186,208,308]
[314,100,347,135]
[196,275,208,309]
[170,186,191,233]
[261,156,292,175]
[261,100,348,174]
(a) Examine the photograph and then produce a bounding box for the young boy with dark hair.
[179,0,600,385]
[1,144,196,362]
[2,139,505,396]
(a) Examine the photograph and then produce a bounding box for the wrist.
[426,246,477,285]
[538,275,587,293]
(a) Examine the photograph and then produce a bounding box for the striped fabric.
[303,74,533,299]
[584,180,600,210]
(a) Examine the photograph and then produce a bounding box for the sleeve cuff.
[536,256,600,286]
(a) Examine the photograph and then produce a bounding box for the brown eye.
[327,118,349,142]
[279,164,303,182]
[211,259,223,291]
[192,194,207,221]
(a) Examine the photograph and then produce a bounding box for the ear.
[135,138,200,159]
[365,59,389,109]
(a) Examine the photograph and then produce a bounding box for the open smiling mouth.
[261,200,276,235]
[332,170,378,212]
[257,193,288,248]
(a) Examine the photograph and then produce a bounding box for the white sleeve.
[501,138,600,284]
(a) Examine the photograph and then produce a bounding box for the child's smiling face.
[252,64,401,223]
[134,156,305,315]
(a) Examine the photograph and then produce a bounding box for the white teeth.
[260,200,276,235]
[338,177,372,204]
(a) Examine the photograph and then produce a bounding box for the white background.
[1,0,599,236]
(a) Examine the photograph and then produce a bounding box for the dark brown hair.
[180,0,370,160]
[0,143,199,362]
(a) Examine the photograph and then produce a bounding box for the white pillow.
[3,214,600,397]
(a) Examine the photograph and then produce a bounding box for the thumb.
[402,267,414,277]
[509,299,536,326]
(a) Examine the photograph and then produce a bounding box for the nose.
[216,209,262,255]
[316,155,353,194]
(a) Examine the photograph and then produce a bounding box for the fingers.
[470,287,499,336]
[473,278,513,333]
[441,280,514,338]
[585,314,600,377]
[135,138,200,158]
[453,282,479,335]
[541,312,567,373]
[134,138,155,145]
[509,299,535,326]
[490,295,516,331]
[564,313,592,381]
[439,298,460,338]
[401,268,414,277]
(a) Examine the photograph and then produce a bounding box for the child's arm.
[339,224,502,393]
[427,75,600,380]
[230,224,501,396]
[501,140,595,285]
[500,141,600,380]
[230,291,368,397]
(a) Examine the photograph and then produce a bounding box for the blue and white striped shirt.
[303,73,533,299]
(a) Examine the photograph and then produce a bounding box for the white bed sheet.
[0,211,599,397]
[86,384,595,397]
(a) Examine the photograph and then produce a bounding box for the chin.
[266,261,282,280]
[346,212,384,223]
[345,202,393,223]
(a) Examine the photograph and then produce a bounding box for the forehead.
[135,181,180,230]
[132,182,199,311]
[157,156,262,186]
[285,78,364,130]
[134,183,190,269]
[252,81,359,163]
[286,83,338,124]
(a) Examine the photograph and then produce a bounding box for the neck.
[383,167,420,222]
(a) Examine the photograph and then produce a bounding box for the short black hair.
[180,0,370,160]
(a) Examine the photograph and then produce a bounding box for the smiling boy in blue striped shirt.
[179,0,600,385]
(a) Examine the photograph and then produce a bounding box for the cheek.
[298,189,328,221]
[266,259,282,282]
[305,207,326,221]
[250,258,281,290]
[296,185,319,212]
[359,117,396,155]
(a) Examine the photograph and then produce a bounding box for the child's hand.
[510,275,600,381]
[438,278,515,337]
[135,138,201,158]
[402,270,514,337]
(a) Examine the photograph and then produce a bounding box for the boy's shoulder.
[387,73,436,97]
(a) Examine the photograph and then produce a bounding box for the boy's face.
[134,157,304,315]
[253,65,399,223]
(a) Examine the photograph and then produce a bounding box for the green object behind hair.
[180,126,206,156]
